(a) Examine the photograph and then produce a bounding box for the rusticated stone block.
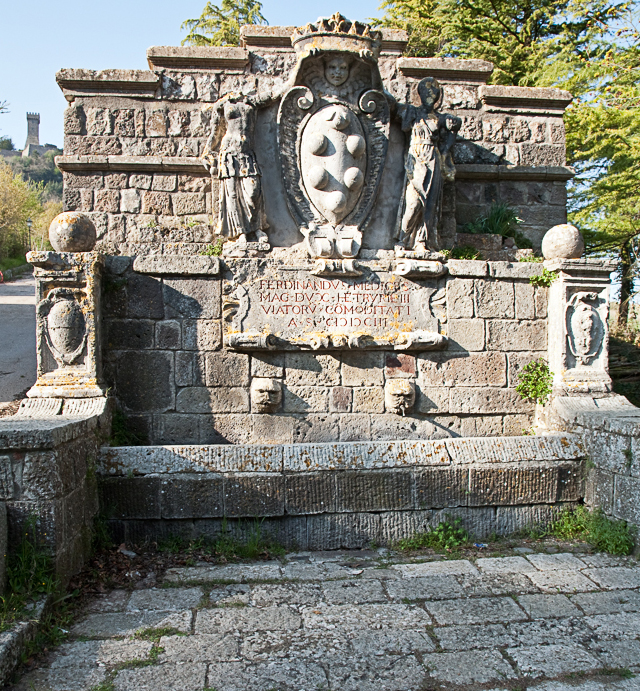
[330,386,352,413]
[173,192,207,215]
[520,143,565,166]
[106,319,154,350]
[468,465,557,506]
[419,352,507,387]
[447,279,475,318]
[486,320,547,351]
[557,463,583,501]
[120,189,141,213]
[251,353,284,378]
[161,475,224,518]
[142,191,171,214]
[415,467,469,509]
[63,189,81,212]
[86,107,112,136]
[251,414,295,444]
[64,105,85,135]
[205,352,249,387]
[64,173,103,190]
[183,319,221,351]
[284,386,329,413]
[335,470,413,512]
[152,174,177,191]
[613,475,640,525]
[285,353,340,386]
[176,387,249,414]
[449,387,533,414]
[515,282,535,319]
[99,477,161,519]
[306,512,381,550]
[127,274,163,319]
[113,109,135,137]
[129,174,152,190]
[446,318,485,351]
[339,413,370,441]
[584,468,614,514]
[94,189,120,213]
[224,474,284,517]
[475,280,514,318]
[352,386,384,413]
[341,351,384,386]
[156,320,181,350]
[285,473,336,514]
[385,353,416,378]
[104,173,128,189]
[147,110,168,137]
[116,351,174,413]
[164,278,221,319]
[154,413,200,444]
[495,504,570,535]
[292,413,339,443]
[415,386,448,414]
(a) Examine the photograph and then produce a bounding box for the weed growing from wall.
[397,516,470,552]
[529,267,558,287]
[516,358,553,405]
[548,506,636,555]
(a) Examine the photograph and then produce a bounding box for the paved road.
[0,275,36,402]
[12,549,640,690]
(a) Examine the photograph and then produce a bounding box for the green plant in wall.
[463,202,533,249]
[449,246,480,260]
[529,267,558,287]
[516,358,553,405]
[200,238,224,256]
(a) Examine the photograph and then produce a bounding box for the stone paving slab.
[10,550,640,691]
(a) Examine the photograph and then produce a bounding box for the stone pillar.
[25,251,105,398]
[546,258,617,396]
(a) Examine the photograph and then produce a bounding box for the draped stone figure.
[203,94,269,248]
[395,77,461,252]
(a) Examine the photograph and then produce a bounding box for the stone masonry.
[11,550,640,690]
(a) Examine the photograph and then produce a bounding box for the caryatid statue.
[395,77,461,253]
[203,94,269,249]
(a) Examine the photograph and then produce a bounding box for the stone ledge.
[0,598,49,686]
[0,416,101,450]
[55,155,208,174]
[56,69,161,100]
[239,25,408,53]
[397,57,493,83]
[456,165,575,181]
[133,255,220,276]
[488,262,545,279]
[544,258,618,275]
[98,434,582,475]
[479,85,573,114]
[147,46,249,70]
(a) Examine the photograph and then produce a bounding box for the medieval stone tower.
[25,112,40,147]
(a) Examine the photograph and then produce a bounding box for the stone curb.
[0,596,50,687]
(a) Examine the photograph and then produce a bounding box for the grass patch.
[134,626,185,642]
[526,506,636,555]
[0,255,27,273]
[397,516,470,552]
[0,517,57,633]
[158,518,286,562]
[602,667,635,679]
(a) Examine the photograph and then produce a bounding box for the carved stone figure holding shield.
[395,77,461,252]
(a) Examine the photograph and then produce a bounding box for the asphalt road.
[0,274,36,402]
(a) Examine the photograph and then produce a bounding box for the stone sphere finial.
[49,212,97,252]
[541,224,584,260]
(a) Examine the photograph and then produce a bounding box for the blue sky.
[0,0,380,148]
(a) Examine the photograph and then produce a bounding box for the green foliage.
[182,0,267,46]
[548,506,636,555]
[516,357,553,404]
[0,516,57,632]
[109,409,148,447]
[376,0,627,85]
[7,149,63,202]
[0,254,27,272]
[159,518,286,561]
[0,136,13,150]
[529,267,558,287]
[200,238,224,256]
[464,203,533,249]
[397,516,470,552]
[449,245,480,260]
[518,255,544,263]
[135,626,184,642]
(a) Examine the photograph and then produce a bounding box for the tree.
[377,0,630,85]
[0,162,43,260]
[182,0,267,47]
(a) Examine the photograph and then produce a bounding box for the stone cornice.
[56,155,208,174]
[56,69,161,100]
[456,164,575,181]
[479,85,573,114]
[146,46,250,70]
[397,57,494,83]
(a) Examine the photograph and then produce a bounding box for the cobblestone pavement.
[11,550,640,691]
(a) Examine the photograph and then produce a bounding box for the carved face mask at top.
[385,380,416,416]
[251,378,283,413]
[324,55,351,87]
